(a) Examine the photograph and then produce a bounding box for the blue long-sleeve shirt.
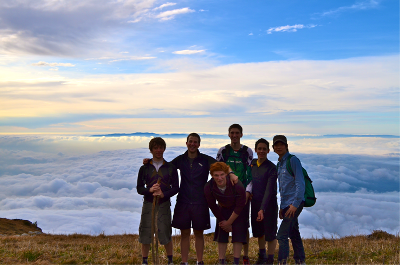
[277,152,305,209]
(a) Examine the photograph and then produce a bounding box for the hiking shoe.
[266,257,274,265]
[255,253,267,264]
[243,256,250,265]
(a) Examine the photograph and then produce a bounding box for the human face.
[273,141,287,157]
[186,136,200,153]
[212,170,227,188]
[228,128,243,144]
[256,143,269,160]
[151,145,165,160]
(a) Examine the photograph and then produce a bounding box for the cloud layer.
[0,138,398,237]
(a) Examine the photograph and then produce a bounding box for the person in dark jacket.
[136,137,179,265]
[246,138,278,265]
[204,162,247,265]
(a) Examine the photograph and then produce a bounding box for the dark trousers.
[276,202,305,263]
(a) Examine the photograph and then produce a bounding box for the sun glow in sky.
[0,0,398,135]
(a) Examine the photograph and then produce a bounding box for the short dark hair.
[255,138,269,150]
[149,137,166,152]
[228,124,243,134]
[186,133,201,143]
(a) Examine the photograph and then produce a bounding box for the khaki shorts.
[139,200,172,245]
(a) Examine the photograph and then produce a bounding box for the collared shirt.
[277,152,305,209]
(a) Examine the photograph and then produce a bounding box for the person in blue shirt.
[272,135,306,265]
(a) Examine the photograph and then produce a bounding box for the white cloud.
[109,56,156,62]
[32,61,75,67]
[0,141,398,236]
[153,2,176,11]
[172,49,205,55]
[267,24,317,34]
[156,7,195,21]
[318,0,381,17]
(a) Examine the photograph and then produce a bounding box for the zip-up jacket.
[136,159,179,204]
[204,176,246,221]
[171,150,216,205]
[250,159,278,211]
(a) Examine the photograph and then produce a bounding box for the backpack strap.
[286,154,295,177]
[240,145,249,168]
[222,144,231,162]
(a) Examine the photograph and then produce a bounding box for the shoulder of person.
[251,158,257,165]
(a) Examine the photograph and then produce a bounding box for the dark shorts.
[172,202,211,231]
[251,200,278,241]
[139,200,172,245]
[214,206,248,244]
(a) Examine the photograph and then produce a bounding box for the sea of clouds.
[0,135,398,238]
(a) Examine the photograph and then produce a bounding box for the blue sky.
[0,0,398,135]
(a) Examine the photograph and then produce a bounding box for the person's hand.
[149,183,160,193]
[279,209,284,219]
[219,221,232,232]
[257,210,264,221]
[284,204,297,218]
[153,189,164,198]
[143,158,150,164]
[229,172,238,185]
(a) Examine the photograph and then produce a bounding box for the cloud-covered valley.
[0,139,398,237]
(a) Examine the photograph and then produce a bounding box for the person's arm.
[204,183,225,221]
[260,166,278,211]
[162,166,179,199]
[245,181,253,203]
[285,157,305,218]
[215,147,224,162]
[245,148,254,186]
[291,157,305,208]
[136,166,151,195]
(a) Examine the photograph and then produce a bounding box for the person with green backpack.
[273,135,308,265]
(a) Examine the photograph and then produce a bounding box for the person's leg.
[276,208,292,264]
[243,229,249,255]
[218,242,228,260]
[193,229,205,262]
[180,229,191,263]
[289,217,305,264]
[233,242,243,265]
[141,244,150,260]
[242,202,251,264]
[164,240,173,256]
[267,239,277,255]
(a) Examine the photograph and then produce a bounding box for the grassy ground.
[0,230,398,264]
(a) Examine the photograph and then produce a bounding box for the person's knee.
[181,229,191,238]
[193,229,204,238]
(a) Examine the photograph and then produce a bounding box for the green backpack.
[286,154,316,207]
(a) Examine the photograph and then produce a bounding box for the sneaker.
[255,253,267,264]
[168,262,174,265]
[295,260,305,265]
[197,262,204,265]
[243,256,250,265]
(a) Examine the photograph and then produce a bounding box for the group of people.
[136,124,306,265]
